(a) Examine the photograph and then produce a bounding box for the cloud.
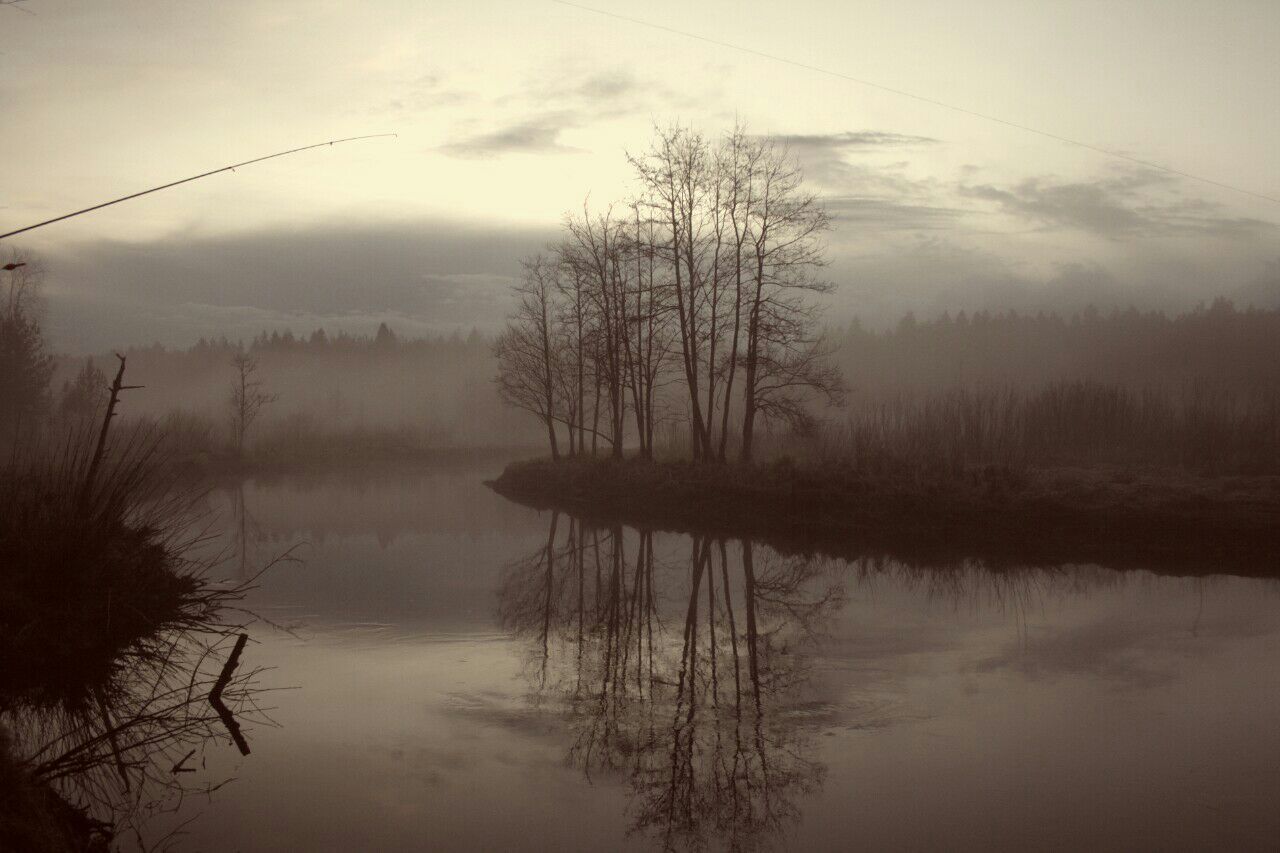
[780,131,940,190]
[824,197,963,231]
[524,67,686,115]
[763,130,958,234]
[572,68,641,103]
[379,72,472,114]
[41,219,553,351]
[960,168,1275,239]
[773,131,939,150]
[438,112,583,158]
[32,153,1280,354]
[439,68,693,159]
[823,228,1280,328]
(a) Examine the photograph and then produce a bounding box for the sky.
[2,0,1278,352]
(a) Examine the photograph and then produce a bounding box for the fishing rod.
[0,133,398,241]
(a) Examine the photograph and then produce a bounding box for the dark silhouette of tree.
[721,131,838,461]
[493,256,571,459]
[559,206,634,460]
[374,321,397,348]
[229,350,277,455]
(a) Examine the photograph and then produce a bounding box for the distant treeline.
[833,298,1280,395]
[40,322,533,457]
[174,322,486,356]
[105,296,1280,407]
[40,300,1280,470]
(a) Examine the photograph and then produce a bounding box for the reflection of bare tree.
[2,592,273,850]
[230,479,264,583]
[499,515,845,851]
[846,555,1128,619]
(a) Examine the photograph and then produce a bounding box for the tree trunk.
[546,415,560,460]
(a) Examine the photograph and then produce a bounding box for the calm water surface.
[148,462,1280,851]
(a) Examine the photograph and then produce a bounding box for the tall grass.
[1,421,275,848]
[0,420,226,709]
[791,380,1280,476]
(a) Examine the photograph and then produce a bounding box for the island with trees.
[488,126,1280,573]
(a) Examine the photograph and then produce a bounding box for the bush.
[0,425,207,709]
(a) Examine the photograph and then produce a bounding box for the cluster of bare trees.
[495,125,843,463]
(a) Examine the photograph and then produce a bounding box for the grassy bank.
[0,429,213,709]
[1,424,257,845]
[490,456,1280,576]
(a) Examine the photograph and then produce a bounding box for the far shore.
[489,456,1280,578]
[172,444,540,479]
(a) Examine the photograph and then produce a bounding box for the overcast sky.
[2,0,1278,352]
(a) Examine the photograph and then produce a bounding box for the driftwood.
[208,633,251,756]
[170,748,197,774]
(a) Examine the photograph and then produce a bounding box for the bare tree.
[553,260,592,455]
[560,204,635,459]
[736,137,841,460]
[229,350,277,456]
[630,127,720,460]
[625,200,676,458]
[494,256,568,459]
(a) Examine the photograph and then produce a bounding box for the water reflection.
[500,513,849,850]
[1,579,271,850]
[495,504,1280,852]
[145,470,1280,852]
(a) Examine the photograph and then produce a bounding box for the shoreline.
[489,457,1280,578]
[177,444,539,479]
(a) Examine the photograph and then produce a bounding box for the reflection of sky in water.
[155,464,1280,852]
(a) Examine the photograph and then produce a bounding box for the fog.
[36,218,1280,355]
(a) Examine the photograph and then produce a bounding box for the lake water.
[138,461,1280,851]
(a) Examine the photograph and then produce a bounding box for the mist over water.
[134,462,1280,852]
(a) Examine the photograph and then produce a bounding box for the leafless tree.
[553,259,592,455]
[229,350,277,455]
[735,137,840,459]
[494,256,569,459]
[625,200,676,458]
[630,126,722,460]
[559,204,636,459]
